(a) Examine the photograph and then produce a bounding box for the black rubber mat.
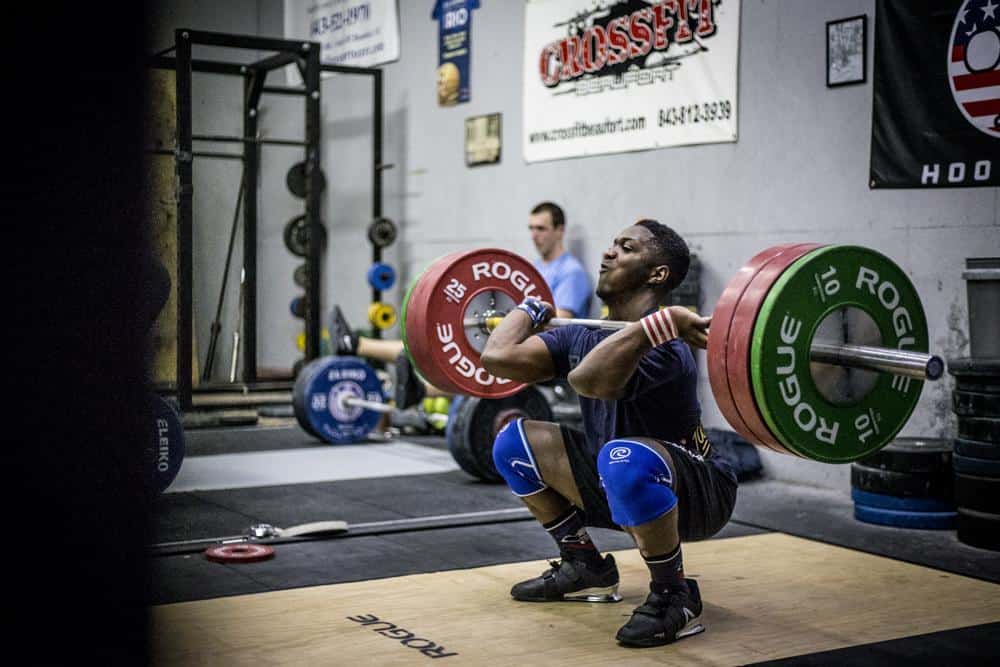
[155,470,1000,585]
[184,425,447,456]
[185,424,325,455]
[746,621,1000,666]
[153,470,518,545]
[150,519,767,605]
[732,479,1000,584]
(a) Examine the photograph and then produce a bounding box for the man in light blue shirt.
[529,202,592,318]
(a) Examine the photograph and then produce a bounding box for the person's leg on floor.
[597,437,704,647]
[492,419,620,602]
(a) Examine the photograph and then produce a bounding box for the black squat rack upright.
[148,29,385,411]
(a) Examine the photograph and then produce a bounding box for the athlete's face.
[596,225,664,299]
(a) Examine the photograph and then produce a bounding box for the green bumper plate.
[750,245,928,462]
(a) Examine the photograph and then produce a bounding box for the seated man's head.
[596,220,689,303]
[528,201,566,261]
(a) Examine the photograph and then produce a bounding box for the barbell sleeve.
[477,314,943,381]
[340,396,449,429]
[341,396,396,414]
[808,342,944,381]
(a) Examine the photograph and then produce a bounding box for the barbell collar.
[471,313,942,381]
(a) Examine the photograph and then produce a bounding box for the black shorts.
[561,425,738,541]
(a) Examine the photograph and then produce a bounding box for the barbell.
[398,245,944,463]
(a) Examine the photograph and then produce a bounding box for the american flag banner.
[871,0,1000,188]
[949,0,1000,136]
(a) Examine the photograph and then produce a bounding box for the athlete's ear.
[647,264,670,287]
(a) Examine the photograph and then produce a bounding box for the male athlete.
[481,219,737,648]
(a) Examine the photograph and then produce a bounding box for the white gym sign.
[283,0,401,68]
[522,0,740,163]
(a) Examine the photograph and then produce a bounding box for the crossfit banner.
[283,0,400,68]
[522,0,740,163]
[870,0,1000,188]
[432,0,480,106]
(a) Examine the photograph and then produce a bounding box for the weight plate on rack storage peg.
[283,215,327,258]
[367,302,398,330]
[367,217,398,248]
[293,263,308,288]
[286,161,327,199]
[367,262,397,291]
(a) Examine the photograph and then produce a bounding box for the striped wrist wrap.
[639,308,677,347]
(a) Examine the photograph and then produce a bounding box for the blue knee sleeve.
[492,418,547,497]
[597,440,677,527]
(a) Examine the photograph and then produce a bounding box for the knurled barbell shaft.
[474,315,943,381]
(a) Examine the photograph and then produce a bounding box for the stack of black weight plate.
[850,437,955,529]
[949,358,1000,551]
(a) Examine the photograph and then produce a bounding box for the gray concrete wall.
[151,1,998,490]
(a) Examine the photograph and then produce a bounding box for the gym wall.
[149,1,997,487]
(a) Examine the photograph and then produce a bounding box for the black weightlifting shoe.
[394,351,426,409]
[511,554,621,603]
[616,579,705,648]
[329,306,358,355]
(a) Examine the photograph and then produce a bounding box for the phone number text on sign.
[658,99,733,127]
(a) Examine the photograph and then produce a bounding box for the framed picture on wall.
[465,113,501,166]
[826,15,867,87]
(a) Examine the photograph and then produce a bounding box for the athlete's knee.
[492,418,547,496]
[597,439,677,527]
